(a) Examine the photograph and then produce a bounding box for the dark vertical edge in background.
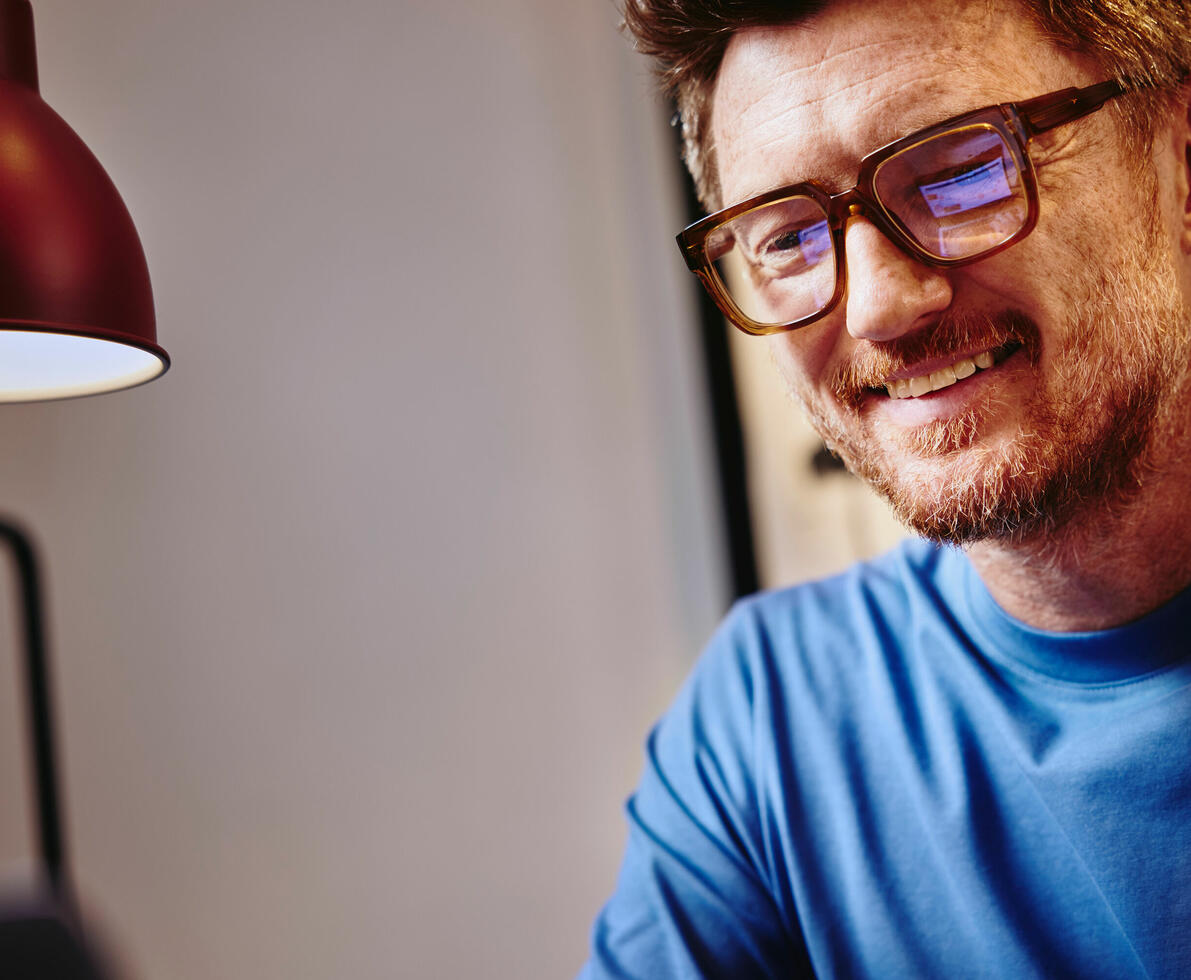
[0,519,72,916]
[670,111,760,600]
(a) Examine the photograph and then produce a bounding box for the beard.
[796,240,1191,546]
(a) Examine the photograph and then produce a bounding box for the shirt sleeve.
[579,603,812,979]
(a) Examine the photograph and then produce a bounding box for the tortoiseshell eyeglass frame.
[675,79,1129,336]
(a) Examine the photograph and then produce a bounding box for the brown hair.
[623,0,1191,210]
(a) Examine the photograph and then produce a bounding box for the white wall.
[0,2,727,977]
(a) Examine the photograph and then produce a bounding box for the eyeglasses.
[675,79,1129,335]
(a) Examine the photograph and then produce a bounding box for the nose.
[842,217,953,342]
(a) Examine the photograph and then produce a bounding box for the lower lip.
[866,348,1027,425]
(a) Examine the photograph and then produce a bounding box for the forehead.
[710,0,1096,204]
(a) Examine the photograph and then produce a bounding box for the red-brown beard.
[801,262,1190,545]
[829,308,1039,456]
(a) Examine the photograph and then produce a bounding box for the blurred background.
[0,1,902,977]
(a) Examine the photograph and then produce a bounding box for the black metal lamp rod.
[0,519,72,914]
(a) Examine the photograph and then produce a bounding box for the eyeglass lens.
[708,122,1030,328]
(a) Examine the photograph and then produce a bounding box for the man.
[581,0,1191,976]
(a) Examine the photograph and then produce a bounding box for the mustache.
[830,309,1040,407]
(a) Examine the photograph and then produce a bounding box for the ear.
[1175,84,1191,254]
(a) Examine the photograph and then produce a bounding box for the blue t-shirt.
[581,540,1191,979]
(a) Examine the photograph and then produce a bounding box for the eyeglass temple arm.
[1017,78,1128,136]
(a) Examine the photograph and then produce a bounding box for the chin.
[840,430,1066,545]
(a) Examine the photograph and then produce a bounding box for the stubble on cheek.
[777,250,1191,546]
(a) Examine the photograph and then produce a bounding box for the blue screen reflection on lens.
[919,157,1012,218]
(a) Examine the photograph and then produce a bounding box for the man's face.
[710,0,1191,543]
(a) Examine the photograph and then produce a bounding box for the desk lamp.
[0,1,167,974]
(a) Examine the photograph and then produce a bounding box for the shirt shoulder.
[581,540,965,979]
[694,538,957,716]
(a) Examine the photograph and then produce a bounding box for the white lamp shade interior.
[0,329,166,401]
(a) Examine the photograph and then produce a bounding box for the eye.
[755,219,831,272]
[714,197,833,286]
[767,230,803,253]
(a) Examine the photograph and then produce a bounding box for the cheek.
[766,325,840,399]
[957,234,1079,334]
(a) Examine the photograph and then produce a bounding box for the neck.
[966,427,1191,632]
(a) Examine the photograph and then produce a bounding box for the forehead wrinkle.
[711,5,1056,204]
[714,58,954,199]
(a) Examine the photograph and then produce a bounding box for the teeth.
[929,365,956,389]
[909,375,932,397]
[884,349,998,399]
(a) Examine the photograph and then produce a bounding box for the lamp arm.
[0,0,38,92]
[0,518,72,914]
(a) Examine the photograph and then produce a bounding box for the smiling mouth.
[880,342,1021,399]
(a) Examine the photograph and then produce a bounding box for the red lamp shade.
[0,0,167,401]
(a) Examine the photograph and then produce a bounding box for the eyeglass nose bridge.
[825,184,930,269]
[816,183,940,318]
